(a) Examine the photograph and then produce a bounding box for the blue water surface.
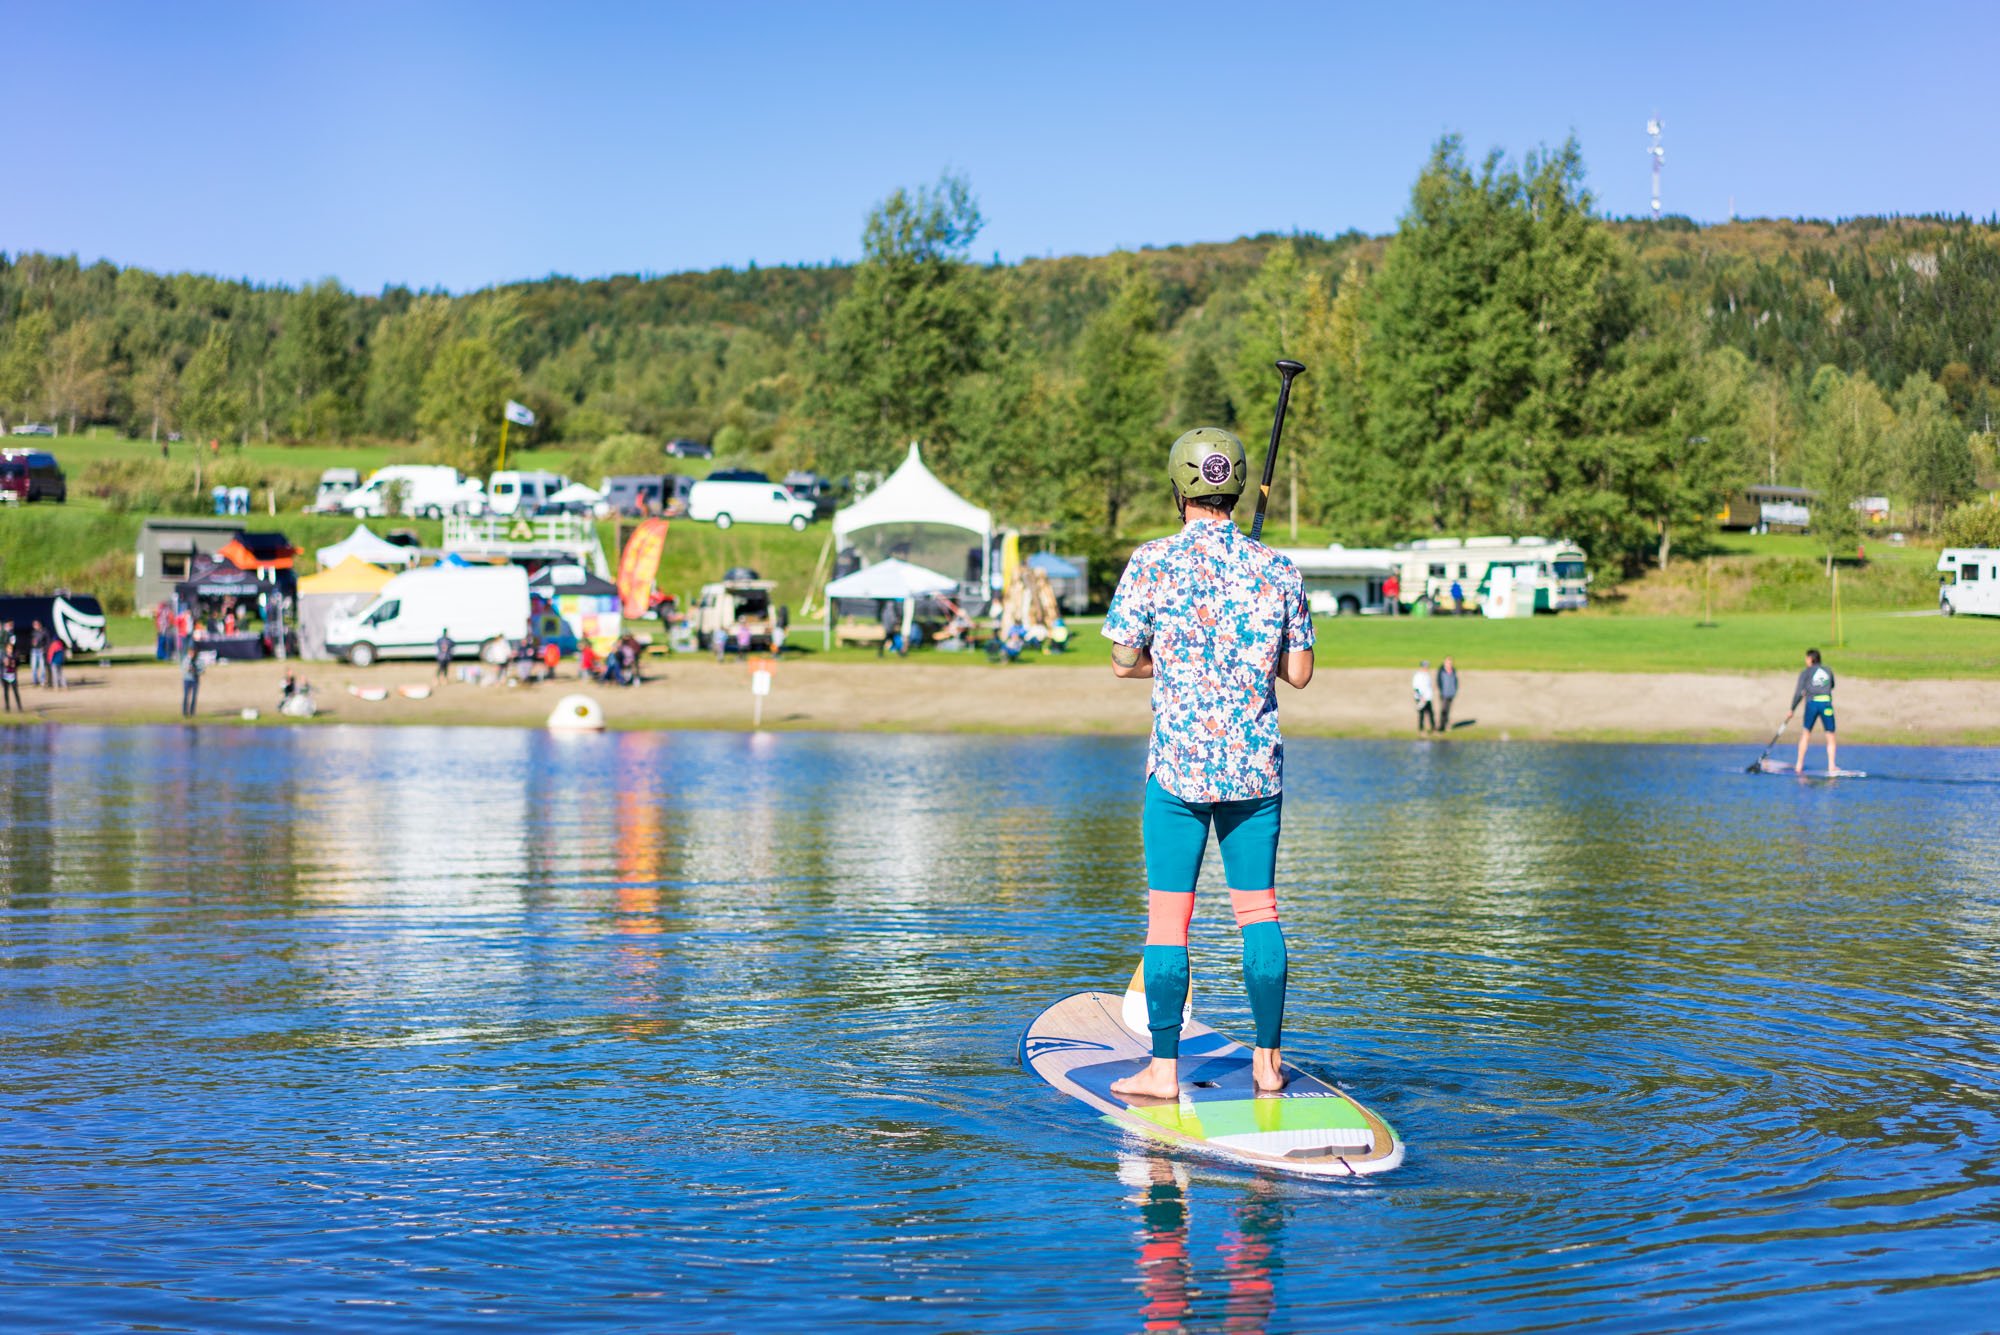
[2,727,1998,1332]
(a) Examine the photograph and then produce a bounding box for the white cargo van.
[1939,548,2000,616]
[325,565,529,667]
[312,468,361,513]
[687,478,815,530]
[340,465,486,520]
[486,470,569,517]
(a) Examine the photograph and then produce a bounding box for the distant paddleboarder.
[1787,648,1839,774]
[1102,427,1316,1101]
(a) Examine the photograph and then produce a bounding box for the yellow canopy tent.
[297,557,394,658]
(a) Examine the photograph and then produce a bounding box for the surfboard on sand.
[1754,758,1868,778]
[1020,990,1405,1178]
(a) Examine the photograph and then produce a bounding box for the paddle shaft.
[1748,715,1790,771]
[1249,360,1306,543]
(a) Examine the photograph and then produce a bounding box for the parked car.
[665,438,713,459]
[487,469,569,517]
[312,467,361,513]
[9,423,56,437]
[0,450,66,503]
[687,478,815,531]
[706,467,770,484]
[325,565,529,667]
[340,465,485,519]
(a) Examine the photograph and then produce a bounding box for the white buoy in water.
[548,693,605,732]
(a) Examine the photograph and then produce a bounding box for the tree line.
[1,137,1995,574]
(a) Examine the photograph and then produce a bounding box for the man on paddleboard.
[1788,648,1839,774]
[1102,427,1315,1100]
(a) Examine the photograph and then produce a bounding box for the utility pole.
[1647,115,1665,220]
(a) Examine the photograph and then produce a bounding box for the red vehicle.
[0,451,66,503]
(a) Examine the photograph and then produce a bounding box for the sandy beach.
[7,657,1997,745]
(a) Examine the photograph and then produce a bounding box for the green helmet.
[1168,427,1247,501]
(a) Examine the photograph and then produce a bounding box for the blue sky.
[6,1,1996,293]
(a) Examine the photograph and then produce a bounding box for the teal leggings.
[1141,776,1287,1059]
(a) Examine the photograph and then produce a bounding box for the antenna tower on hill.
[1647,115,1665,219]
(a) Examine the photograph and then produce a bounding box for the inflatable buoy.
[347,685,388,702]
[397,684,432,700]
[547,693,605,732]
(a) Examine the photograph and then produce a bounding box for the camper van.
[694,575,780,649]
[312,468,361,513]
[340,465,485,520]
[1938,548,2000,616]
[687,478,815,530]
[324,564,529,667]
[1272,545,1399,616]
[1396,536,1589,613]
[486,470,569,517]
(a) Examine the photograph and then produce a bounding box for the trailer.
[1270,545,1399,616]
[1938,548,2000,616]
[1395,536,1589,613]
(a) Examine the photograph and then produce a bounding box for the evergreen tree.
[1070,264,1168,532]
[272,278,361,437]
[179,327,242,448]
[417,337,513,475]
[0,309,52,429]
[1799,366,1894,563]
[1174,344,1234,428]
[363,296,455,438]
[810,174,991,477]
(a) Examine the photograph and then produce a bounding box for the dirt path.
[6,658,1996,745]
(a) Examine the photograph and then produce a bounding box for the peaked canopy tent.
[832,443,992,603]
[315,524,419,571]
[296,557,394,661]
[820,557,960,650]
[529,563,621,651]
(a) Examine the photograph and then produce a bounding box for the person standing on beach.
[1413,660,1436,733]
[1,625,20,713]
[1436,657,1459,730]
[435,631,454,684]
[180,635,204,719]
[46,636,67,691]
[1102,427,1315,1102]
[27,620,47,688]
[1788,648,1839,774]
[1383,572,1400,617]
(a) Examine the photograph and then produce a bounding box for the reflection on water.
[3,728,2000,1331]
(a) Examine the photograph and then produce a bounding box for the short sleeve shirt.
[1101,519,1314,803]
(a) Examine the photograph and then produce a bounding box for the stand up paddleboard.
[1021,989,1405,1178]
[1754,758,1868,778]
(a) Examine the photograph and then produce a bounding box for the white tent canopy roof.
[315,524,418,570]
[548,482,603,506]
[833,442,991,546]
[823,558,960,601]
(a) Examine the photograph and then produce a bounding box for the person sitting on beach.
[618,635,641,686]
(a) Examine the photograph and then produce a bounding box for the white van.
[687,478,815,530]
[1939,548,2000,616]
[312,467,361,513]
[340,465,486,520]
[325,565,530,667]
[486,470,569,517]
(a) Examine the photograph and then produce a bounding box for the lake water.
[3,727,1999,1332]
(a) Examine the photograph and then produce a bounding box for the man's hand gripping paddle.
[1249,359,1306,544]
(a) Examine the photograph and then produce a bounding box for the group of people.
[429,631,646,688]
[1411,657,1461,733]
[1,619,74,712]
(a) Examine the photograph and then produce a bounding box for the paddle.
[1746,714,1792,772]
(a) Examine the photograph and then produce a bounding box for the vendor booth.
[832,443,992,607]
[296,556,393,660]
[822,557,960,651]
[528,563,622,653]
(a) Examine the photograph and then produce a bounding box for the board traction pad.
[1022,990,1405,1177]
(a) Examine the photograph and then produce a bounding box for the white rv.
[325,564,529,667]
[1396,536,1589,613]
[1271,545,1400,616]
[340,465,486,520]
[1938,548,2000,616]
[486,470,570,517]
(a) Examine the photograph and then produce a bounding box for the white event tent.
[315,524,418,571]
[820,557,959,650]
[832,442,992,598]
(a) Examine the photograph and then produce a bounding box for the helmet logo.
[1200,453,1232,485]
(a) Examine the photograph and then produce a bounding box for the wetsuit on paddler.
[1788,647,1839,774]
[1102,427,1316,1102]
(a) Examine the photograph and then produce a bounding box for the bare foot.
[1111,1058,1180,1101]
[1252,1047,1287,1092]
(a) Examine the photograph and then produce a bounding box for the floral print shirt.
[1102,519,1314,803]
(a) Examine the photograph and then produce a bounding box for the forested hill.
[3,147,1997,573]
